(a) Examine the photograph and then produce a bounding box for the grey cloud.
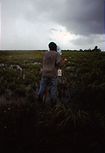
[0,0,104,50]
[2,0,103,35]
[52,0,104,35]
[71,34,104,49]
[23,0,104,35]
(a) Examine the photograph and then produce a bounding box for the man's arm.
[56,52,68,67]
[55,52,62,67]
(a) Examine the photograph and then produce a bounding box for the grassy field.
[0,50,105,153]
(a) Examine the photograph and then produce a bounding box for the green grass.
[0,50,105,153]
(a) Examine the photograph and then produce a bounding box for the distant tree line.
[62,46,102,52]
[80,46,101,52]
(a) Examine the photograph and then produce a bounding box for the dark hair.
[48,42,57,51]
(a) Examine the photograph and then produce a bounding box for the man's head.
[48,42,57,51]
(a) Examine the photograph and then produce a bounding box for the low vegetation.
[0,50,105,153]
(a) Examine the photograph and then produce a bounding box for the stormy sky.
[0,0,104,50]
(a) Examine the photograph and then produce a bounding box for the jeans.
[38,77,57,101]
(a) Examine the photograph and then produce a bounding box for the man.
[38,42,61,105]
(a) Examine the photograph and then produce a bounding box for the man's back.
[42,51,61,77]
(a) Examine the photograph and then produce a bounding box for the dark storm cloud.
[1,0,104,35]
[24,0,104,35]
[51,0,104,35]
[0,0,104,50]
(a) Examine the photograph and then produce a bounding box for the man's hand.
[64,58,68,62]
[62,58,68,65]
